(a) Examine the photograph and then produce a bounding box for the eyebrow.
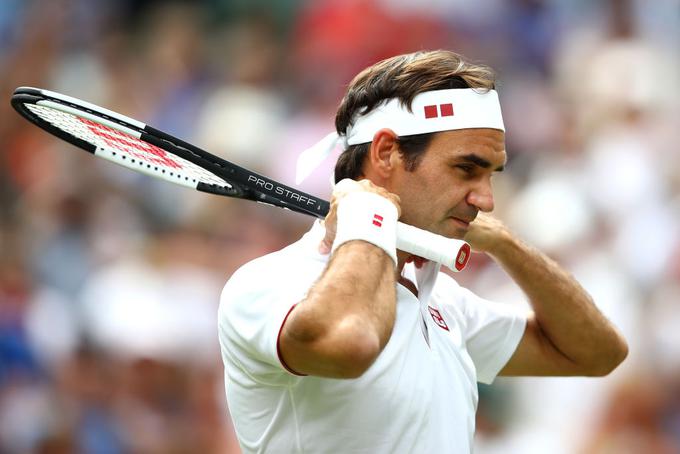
[458,153,505,172]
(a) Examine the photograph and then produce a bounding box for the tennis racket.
[11,87,471,271]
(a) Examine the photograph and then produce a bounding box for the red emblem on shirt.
[372,214,383,227]
[428,306,449,331]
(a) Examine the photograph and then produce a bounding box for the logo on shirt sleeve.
[427,306,450,331]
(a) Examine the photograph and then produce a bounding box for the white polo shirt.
[218,222,526,454]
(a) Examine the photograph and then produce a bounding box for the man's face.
[387,128,506,239]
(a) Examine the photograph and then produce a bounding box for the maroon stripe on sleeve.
[277,303,307,376]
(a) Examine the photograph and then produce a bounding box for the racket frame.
[11,86,471,271]
[12,87,329,218]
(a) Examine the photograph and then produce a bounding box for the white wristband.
[332,191,399,266]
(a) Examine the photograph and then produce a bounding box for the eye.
[455,164,475,174]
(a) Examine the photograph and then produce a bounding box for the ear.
[365,128,400,180]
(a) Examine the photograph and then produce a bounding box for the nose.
[466,179,495,212]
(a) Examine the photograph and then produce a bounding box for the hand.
[319,178,401,254]
[462,212,512,255]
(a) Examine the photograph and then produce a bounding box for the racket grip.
[396,222,471,272]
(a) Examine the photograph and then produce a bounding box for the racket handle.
[396,222,471,272]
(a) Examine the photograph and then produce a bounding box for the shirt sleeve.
[436,274,528,384]
[217,256,318,385]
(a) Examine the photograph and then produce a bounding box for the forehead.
[427,128,506,165]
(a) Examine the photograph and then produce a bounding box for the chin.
[450,229,468,240]
[435,226,466,240]
[437,220,468,239]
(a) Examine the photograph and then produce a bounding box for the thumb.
[319,233,332,254]
[319,219,335,255]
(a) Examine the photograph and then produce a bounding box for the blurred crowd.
[0,0,679,453]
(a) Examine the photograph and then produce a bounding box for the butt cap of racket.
[396,222,471,272]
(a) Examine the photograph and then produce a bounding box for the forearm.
[281,179,402,377]
[490,234,628,373]
[281,240,397,377]
[302,241,397,348]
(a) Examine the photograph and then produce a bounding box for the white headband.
[295,88,504,184]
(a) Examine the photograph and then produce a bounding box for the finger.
[319,239,331,255]
[319,225,334,255]
[320,210,336,254]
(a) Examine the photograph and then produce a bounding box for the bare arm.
[465,214,628,377]
[279,180,400,379]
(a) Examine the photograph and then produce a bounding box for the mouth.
[449,217,472,228]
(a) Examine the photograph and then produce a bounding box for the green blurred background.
[0,0,679,452]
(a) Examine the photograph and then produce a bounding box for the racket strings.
[25,103,232,189]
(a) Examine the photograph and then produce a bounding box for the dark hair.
[333,50,497,182]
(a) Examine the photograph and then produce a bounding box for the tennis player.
[218,50,628,453]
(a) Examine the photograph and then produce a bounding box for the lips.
[447,209,477,228]
[450,217,471,227]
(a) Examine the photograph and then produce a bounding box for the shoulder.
[217,236,327,361]
[429,271,470,322]
[225,248,291,291]
[220,237,327,314]
[226,240,325,290]
[431,271,466,303]
[432,271,527,335]
[429,271,514,329]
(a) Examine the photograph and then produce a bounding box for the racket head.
[11,86,244,198]
[12,87,330,217]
